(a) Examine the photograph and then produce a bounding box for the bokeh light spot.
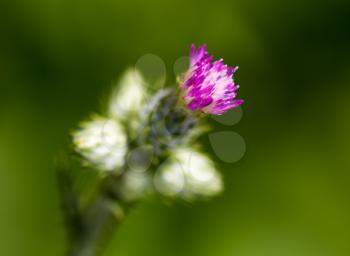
[209,131,246,163]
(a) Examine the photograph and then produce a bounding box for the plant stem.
[57,167,126,256]
[69,194,120,256]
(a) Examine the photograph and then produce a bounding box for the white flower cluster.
[72,69,222,201]
[154,148,222,200]
[72,117,127,173]
[108,68,146,121]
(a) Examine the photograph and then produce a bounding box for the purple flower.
[180,44,243,115]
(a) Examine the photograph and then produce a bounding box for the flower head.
[154,147,222,200]
[180,44,243,115]
[72,116,127,173]
[109,68,146,120]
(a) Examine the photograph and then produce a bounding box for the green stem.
[69,194,120,256]
[57,167,126,256]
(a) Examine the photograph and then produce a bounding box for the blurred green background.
[1,0,350,255]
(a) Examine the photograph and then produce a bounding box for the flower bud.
[72,116,127,173]
[118,170,151,201]
[109,69,147,120]
[154,147,222,200]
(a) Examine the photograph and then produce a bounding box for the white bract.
[72,116,127,173]
[108,68,147,120]
[154,148,223,200]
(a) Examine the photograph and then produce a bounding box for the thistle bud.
[154,147,223,200]
[72,116,127,173]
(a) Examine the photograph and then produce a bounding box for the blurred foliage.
[0,0,350,255]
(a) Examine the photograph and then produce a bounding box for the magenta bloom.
[180,44,243,115]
